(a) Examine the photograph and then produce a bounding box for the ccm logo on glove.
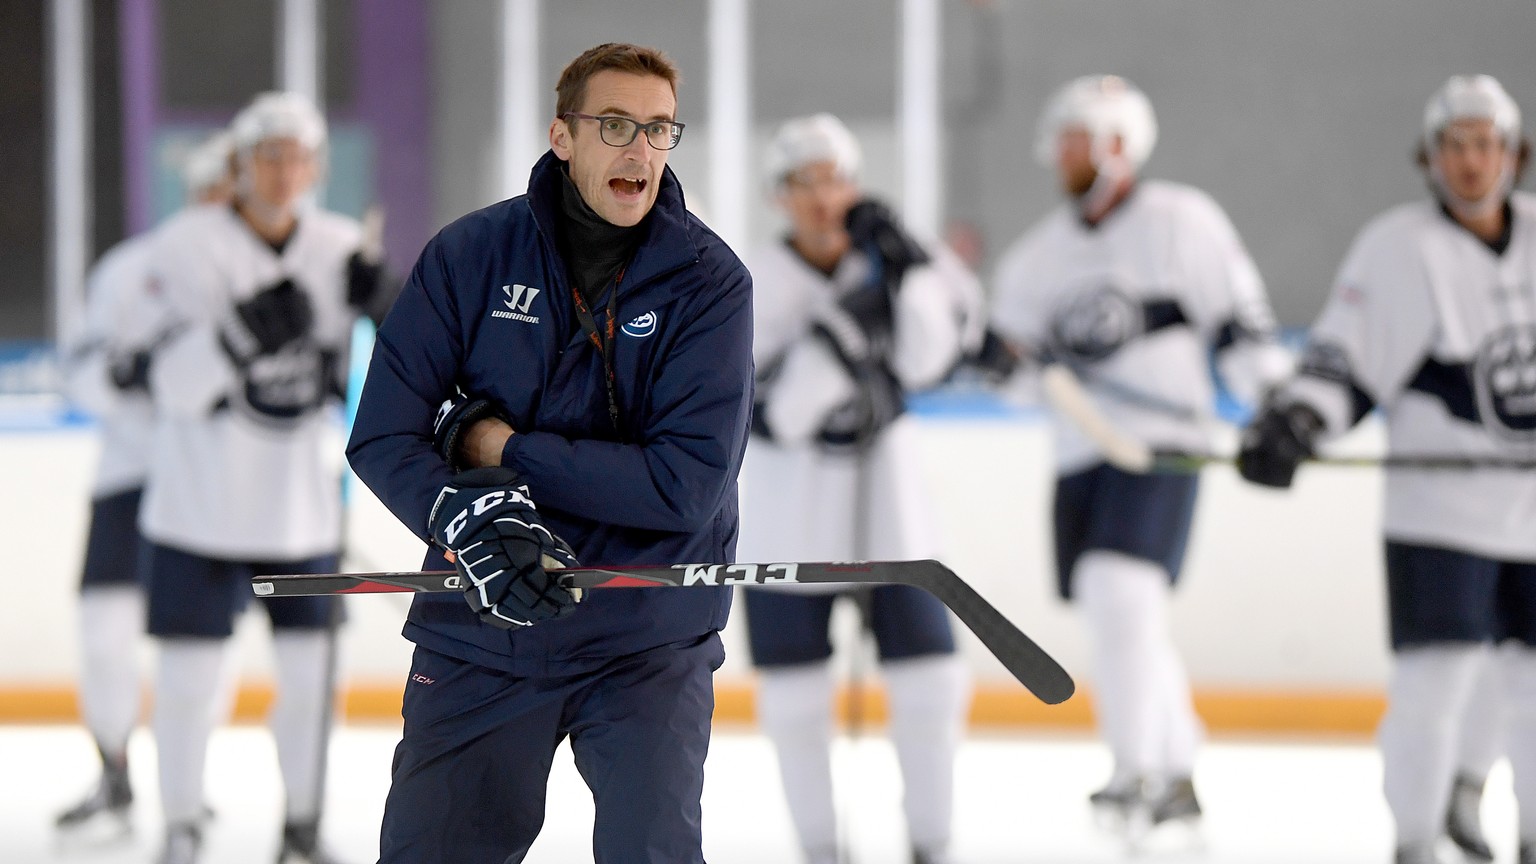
[441,487,536,546]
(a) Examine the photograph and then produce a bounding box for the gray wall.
[427,1,1536,325]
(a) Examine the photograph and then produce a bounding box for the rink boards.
[0,394,1393,733]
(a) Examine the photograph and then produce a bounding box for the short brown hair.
[555,43,680,119]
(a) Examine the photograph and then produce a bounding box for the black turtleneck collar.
[557,167,647,305]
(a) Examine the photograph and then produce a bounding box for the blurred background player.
[136,91,390,864]
[54,130,235,839]
[989,75,1291,839]
[737,112,982,864]
[1235,74,1536,864]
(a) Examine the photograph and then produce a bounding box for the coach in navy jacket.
[346,43,752,863]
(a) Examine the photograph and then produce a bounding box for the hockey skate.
[1088,777,1153,849]
[1444,773,1493,862]
[276,819,348,864]
[911,847,951,864]
[1091,776,1204,855]
[1149,777,1202,827]
[157,822,203,864]
[54,755,133,844]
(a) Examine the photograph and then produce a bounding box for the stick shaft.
[252,560,1075,705]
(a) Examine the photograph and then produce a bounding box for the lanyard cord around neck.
[570,267,625,440]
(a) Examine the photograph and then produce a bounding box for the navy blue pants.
[379,634,724,864]
[1386,540,1536,651]
[1053,462,1200,600]
[741,585,955,667]
[80,487,145,589]
[142,542,340,638]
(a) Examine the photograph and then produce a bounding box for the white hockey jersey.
[138,203,362,560]
[737,238,982,565]
[1282,192,1536,562]
[60,233,165,498]
[990,180,1290,474]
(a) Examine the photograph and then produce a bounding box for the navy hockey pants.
[1053,461,1200,600]
[80,487,144,589]
[741,584,955,667]
[1386,540,1536,650]
[378,633,724,864]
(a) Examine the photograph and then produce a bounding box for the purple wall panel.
[355,0,433,268]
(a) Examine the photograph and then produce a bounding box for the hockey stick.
[252,560,1075,705]
[1041,364,1536,474]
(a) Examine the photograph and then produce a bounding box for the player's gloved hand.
[836,282,895,339]
[220,278,314,365]
[845,198,930,288]
[428,466,581,630]
[1236,400,1325,489]
[347,207,393,326]
[108,350,153,392]
[432,392,509,472]
[962,328,1022,384]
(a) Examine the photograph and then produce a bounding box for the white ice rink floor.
[4,724,1519,864]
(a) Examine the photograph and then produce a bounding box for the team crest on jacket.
[622,311,658,338]
[493,284,541,324]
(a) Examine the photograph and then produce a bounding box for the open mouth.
[609,177,647,198]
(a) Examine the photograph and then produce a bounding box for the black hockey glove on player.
[1236,399,1325,489]
[432,392,509,472]
[845,198,930,290]
[219,278,314,365]
[428,466,581,629]
[108,350,153,393]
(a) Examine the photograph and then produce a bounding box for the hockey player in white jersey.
[136,91,388,864]
[54,131,235,839]
[990,75,1290,839]
[1236,74,1536,864]
[737,113,981,864]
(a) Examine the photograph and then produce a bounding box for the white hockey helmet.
[1034,75,1157,170]
[230,91,327,153]
[1422,74,1522,152]
[765,113,862,186]
[181,131,233,196]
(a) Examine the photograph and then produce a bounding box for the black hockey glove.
[108,350,153,393]
[220,278,314,365]
[432,392,510,472]
[845,198,930,290]
[962,328,1022,385]
[812,303,905,447]
[1236,400,1325,489]
[428,466,581,630]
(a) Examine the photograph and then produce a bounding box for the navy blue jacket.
[347,151,753,677]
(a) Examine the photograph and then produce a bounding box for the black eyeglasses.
[562,113,686,150]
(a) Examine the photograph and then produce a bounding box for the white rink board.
[0,413,1391,693]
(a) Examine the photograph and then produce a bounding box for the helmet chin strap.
[1431,151,1516,220]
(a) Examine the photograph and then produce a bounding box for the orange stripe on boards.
[0,681,1385,735]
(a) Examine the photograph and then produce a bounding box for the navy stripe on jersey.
[1142,298,1189,333]
[1406,356,1480,424]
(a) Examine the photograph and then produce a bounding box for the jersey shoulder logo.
[492,283,541,324]
[621,311,659,338]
